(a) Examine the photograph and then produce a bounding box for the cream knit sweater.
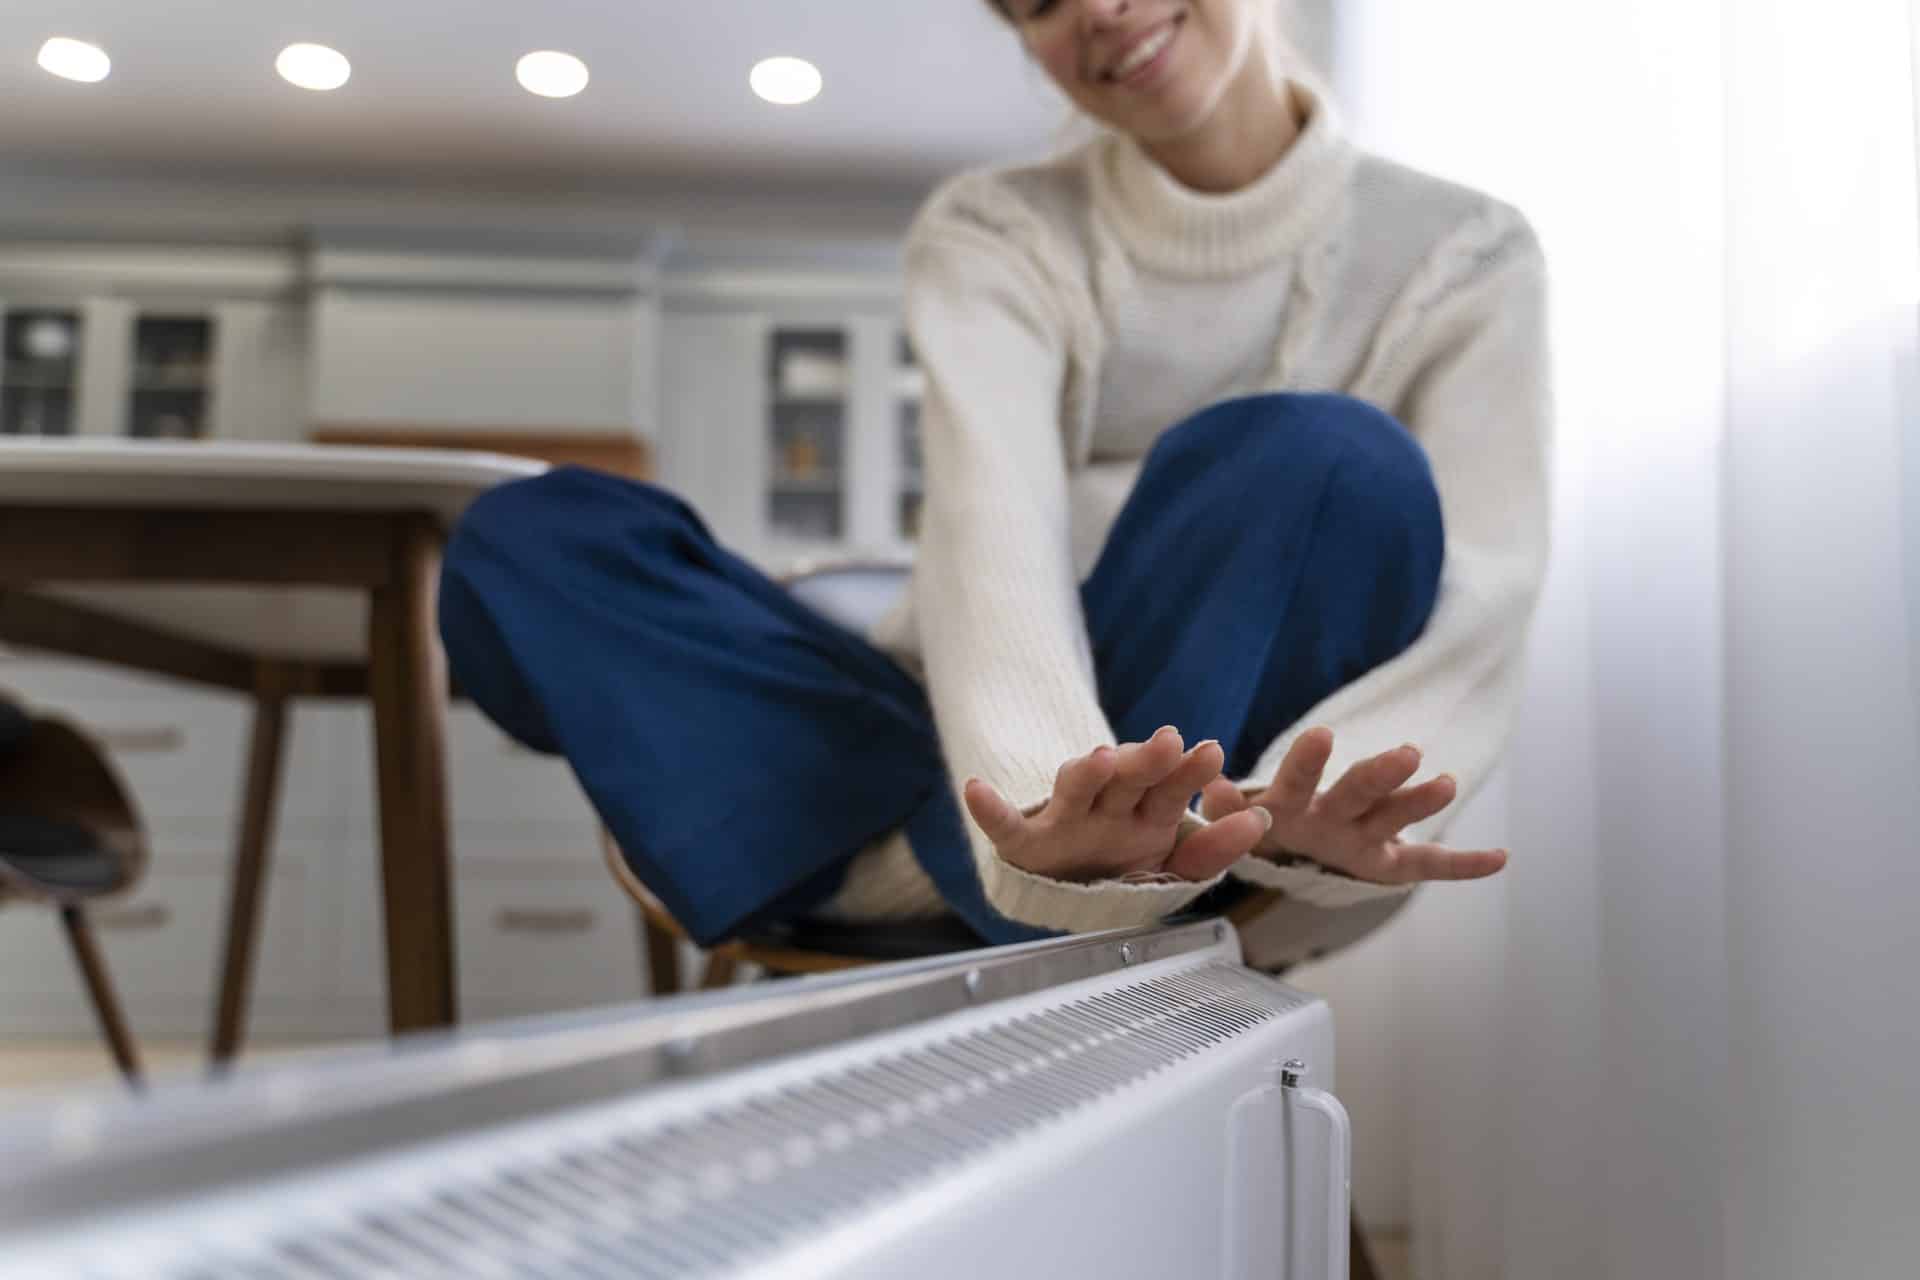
[824,79,1553,934]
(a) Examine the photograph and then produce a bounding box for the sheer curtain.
[1314,2,1920,1275]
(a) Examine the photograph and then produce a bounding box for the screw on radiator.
[1280,1058,1307,1089]
[664,1037,698,1070]
[1118,942,1137,965]
[1214,921,1228,942]
[963,969,982,999]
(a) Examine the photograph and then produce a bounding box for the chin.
[1116,91,1219,146]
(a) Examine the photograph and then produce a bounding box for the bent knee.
[1155,392,1440,529]
[449,467,700,570]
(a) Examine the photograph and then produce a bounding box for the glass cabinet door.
[767,327,848,544]
[0,308,84,436]
[129,314,214,439]
[897,335,924,543]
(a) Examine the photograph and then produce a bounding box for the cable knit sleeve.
[1228,205,1554,905]
[906,187,1224,931]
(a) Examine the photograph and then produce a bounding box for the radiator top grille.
[62,961,1305,1280]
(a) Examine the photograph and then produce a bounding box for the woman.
[438,0,1551,969]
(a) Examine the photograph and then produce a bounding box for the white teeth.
[1112,25,1174,80]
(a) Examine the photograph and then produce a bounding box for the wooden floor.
[0,1038,347,1097]
[0,1040,1413,1279]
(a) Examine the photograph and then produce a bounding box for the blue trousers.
[438,393,1444,947]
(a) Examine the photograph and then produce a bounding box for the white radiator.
[0,919,1350,1279]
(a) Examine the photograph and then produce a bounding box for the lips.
[1098,15,1183,84]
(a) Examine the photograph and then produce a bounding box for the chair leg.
[58,905,141,1086]
[640,907,682,997]
[1351,1206,1381,1280]
[698,950,740,990]
[210,680,288,1066]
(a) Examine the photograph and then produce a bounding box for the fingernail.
[1094,745,1116,762]
[1157,724,1178,738]
[1255,807,1274,830]
[1196,738,1221,752]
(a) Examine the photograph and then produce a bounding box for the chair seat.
[739,913,985,962]
[0,700,28,751]
[0,712,145,904]
[0,816,124,896]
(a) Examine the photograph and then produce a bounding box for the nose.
[1081,0,1133,24]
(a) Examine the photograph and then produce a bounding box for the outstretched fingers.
[1137,739,1225,826]
[1361,773,1457,837]
[1165,805,1271,881]
[1267,728,1335,817]
[1051,745,1118,816]
[1199,775,1251,822]
[1095,725,1185,814]
[1378,842,1508,883]
[1319,741,1421,823]
[962,777,1027,847]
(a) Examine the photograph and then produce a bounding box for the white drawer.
[36,698,350,839]
[0,848,319,1011]
[332,851,642,1024]
[457,870,644,1022]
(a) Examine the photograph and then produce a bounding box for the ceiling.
[0,1,1067,192]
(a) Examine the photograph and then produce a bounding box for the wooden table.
[0,440,544,1053]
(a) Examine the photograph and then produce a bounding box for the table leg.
[209,673,289,1065]
[367,520,456,1032]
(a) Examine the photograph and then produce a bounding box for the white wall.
[1720,3,1920,1275]
[1334,2,1920,1276]
[1332,0,1732,1273]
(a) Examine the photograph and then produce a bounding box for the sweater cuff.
[976,849,1222,932]
[1227,853,1412,908]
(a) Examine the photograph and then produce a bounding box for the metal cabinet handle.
[94,903,171,932]
[495,908,595,935]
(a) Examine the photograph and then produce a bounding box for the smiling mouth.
[1098,15,1183,85]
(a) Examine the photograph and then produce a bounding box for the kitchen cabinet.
[660,285,919,576]
[0,245,309,444]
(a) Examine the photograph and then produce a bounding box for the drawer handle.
[495,907,595,935]
[94,903,171,932]
[95,726,185,754]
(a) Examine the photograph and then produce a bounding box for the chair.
[0,694,149,1083]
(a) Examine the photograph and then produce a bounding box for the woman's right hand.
[961,726,1273,885]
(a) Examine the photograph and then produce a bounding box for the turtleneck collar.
[1089,77,1357,279]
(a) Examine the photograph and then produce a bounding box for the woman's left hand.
[1199,726,1508,885]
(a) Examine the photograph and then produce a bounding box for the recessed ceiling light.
[516,50,590,99]
[750,56,822,106]
[37,37,111,84]
[276,43,351,92]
